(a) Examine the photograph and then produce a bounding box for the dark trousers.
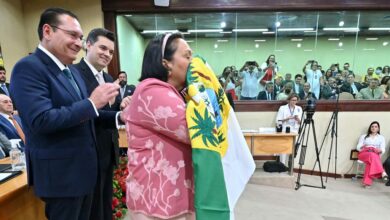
[42,194,93,220]
[89,157,114,220]
[384,157,390,176]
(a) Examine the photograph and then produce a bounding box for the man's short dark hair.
[0,66,5,72]
[86,28,115,45]
[347,73,355,78]
[118,71,127,77]
[295,74,302,79]
[38,8,78,41]
[139,32,184,82]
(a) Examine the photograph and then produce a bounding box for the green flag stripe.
[192,149,230,220]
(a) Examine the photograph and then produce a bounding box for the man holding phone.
[239,61,261,100]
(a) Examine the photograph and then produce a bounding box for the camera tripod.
[311,91,340,182]
[295,112,326,190]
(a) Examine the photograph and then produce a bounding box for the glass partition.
[117,11,390,101]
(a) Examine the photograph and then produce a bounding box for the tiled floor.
[125,173,390,220]
[234,174,389,220]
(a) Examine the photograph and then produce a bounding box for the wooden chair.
[338,92,355,100]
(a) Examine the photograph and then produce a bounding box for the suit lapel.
[36,49,81,101]
[0,116,19,137]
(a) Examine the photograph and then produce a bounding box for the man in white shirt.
[240,61,261,100]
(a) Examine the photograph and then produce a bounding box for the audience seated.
[293,74,303,94]
[0,94,25,150]
[282,73,293,86]
[362,67,379,84]
[320,77,339,100]
[299,82,317,100]
[356,78,383,100]
[257,82,275,100]
[273,75,284,97]
[382,78,390,99]
[0,131,11,158]
[340,73,363,98]
[356,121,386,188]
[277,82,292,100]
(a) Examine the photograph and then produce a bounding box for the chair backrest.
[339,92,355,100]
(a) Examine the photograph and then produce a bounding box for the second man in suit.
[73,28,125,220]
[117,71,136,103]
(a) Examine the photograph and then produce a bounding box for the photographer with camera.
[239,61,261,100]
[260,54,279,85]
[303,60,323,100]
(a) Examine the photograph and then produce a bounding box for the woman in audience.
[382,77,390,99]
[260,54,279,84]
[356,121,386,188]
[324,69,333,82]
[276,93,302,166]
[122,33,195,219]
[382,65,390,78]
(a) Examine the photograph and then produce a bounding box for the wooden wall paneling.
[104,11,120,79]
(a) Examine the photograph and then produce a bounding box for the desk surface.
[243,132,298,137]
[0,157,28,203]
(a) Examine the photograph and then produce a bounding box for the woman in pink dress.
[356,121,386,188]
[122,33,195,219]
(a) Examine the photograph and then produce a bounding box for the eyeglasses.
[50,25,84,41]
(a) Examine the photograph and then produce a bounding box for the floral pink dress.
[123,78,195,219]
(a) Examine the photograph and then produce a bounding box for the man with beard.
[117,71,135,103]
[0,66,10,97]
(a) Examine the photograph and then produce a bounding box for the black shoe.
[386,180,390,186]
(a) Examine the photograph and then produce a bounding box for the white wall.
[236,111,390,175]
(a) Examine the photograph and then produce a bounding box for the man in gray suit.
[356,78,383,100]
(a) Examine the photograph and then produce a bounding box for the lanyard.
[289,105,295,116]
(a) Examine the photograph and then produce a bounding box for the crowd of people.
[2,6,390,220]
[218,56,390,101]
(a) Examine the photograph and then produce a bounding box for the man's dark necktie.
[63,68,81,98]
[1,84,9,96]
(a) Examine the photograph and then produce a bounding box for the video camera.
[304,98,316,118]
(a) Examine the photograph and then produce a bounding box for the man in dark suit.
[10,8,120,220]
[340,73,363,98]
[117,71,136,102]
[293,74,304,94]
[257,81,275,100]
[0,94,24,150]
[73,28,128,220]
[0,66,10,97]
[299,82,317,100]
